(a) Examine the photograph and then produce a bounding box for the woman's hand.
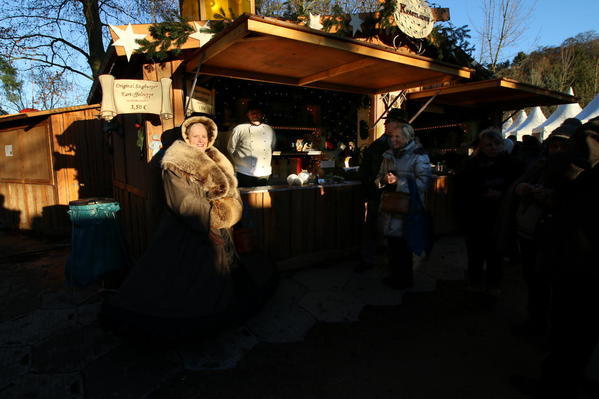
[386,172,398,185]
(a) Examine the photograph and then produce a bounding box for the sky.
[437,0,599,63]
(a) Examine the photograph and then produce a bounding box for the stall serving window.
[196,77,367,182]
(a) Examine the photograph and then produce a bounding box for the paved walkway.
[1,233,597,398]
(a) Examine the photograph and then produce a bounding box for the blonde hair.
[401,123,415,141]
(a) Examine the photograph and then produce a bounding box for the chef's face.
[247,109,264,125]
[187,123,209,151]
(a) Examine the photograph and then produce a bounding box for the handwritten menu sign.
[99,74,173,120]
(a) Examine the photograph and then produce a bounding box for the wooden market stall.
[0,105,112,233]
[93,13,473,260]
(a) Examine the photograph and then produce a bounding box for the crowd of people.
[359,112,599,398]
[98,99,598,397]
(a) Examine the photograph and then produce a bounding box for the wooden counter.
[425,175,458,236]
[239,182,363,263]
[237,176,457,266]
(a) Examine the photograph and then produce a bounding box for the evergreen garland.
[378,0,397,36]
[321,5,350,36]
[131,0,478,72]
[135,14,194,61]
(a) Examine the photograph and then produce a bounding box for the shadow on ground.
[1,233,597,399]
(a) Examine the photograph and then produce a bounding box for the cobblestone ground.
[1,232,597,398]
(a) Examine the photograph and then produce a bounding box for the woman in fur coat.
[102,115,250,338]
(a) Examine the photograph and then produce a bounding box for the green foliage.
[0,56,23,109]
[205,9,239,34]
[378,0,396,35]
[136,12,194,61]
[322,4,351,35]
[512,52,526,66]
[425,23,482,71]
[496,30,599,108]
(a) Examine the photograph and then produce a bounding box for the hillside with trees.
[495,31,599,109]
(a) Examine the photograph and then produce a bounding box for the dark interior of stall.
[407,102,495,174]
[191,76,498,180]
[195,77,367,183]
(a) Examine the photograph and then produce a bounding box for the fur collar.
[161,140,237,200]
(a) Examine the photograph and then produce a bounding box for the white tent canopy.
[532,87,582,140]
[502,117,513,134]
[513,106,546,140]
[503,110,527,137]
[575,91,599,123]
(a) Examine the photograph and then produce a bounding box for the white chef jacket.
[227,123,276,177]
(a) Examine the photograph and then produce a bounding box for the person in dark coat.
[455,127,523,290]
[513,134,543,170]
[102,116,267,339]
[536,117,599,398]
[509,118,581,334]
[357,108,408,271]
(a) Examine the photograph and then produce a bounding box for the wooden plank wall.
[113,181,148,258]
[240,183,363,261]
[112,60,186,259]
[0,182,59,231]
[0,108,109,232]
[49,107,112,205]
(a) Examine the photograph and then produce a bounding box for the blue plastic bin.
[65,198,128,286]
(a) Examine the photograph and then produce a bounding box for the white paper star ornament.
[189,21,214,45]
[349,14,363,37]
[308,13,323,30]
[111,24,147,61]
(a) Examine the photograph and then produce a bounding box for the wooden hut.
[0,105,112,233]
[88,14,474,262]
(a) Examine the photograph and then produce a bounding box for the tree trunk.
[80,0,106,78]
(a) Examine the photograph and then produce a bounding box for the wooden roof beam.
[303,81,375,95]
[200,65,299,86]
[298,59,377,86]
[199,65,373,94]
[186,19,250,72]
[374,76,456,94]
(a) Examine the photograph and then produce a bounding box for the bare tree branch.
[475,0,535,72]
[11,56,93,79]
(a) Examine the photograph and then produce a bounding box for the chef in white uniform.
[227,101,276,187]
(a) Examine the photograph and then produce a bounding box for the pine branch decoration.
[136,15,194,61]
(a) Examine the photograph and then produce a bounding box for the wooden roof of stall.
[0,104,100,124]
[406,78,577,109]
[184,14,473,95]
